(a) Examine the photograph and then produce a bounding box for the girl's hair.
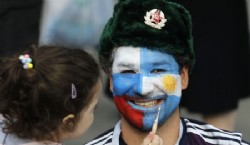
[0,45,100,141]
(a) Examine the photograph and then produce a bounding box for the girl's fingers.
[142,132,154,145]
[142,132,163,145]
[151,135,163,145]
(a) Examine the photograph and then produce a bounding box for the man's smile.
[125,97,164,108]
[134,100,159,107]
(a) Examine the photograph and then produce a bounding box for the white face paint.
[111,46,182,131]
[112,47,141,74]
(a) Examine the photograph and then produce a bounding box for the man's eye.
[150,69,166,73]
[121,70,136,74]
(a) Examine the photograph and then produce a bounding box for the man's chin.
[122,115,169,133]
[128,120,152,132]
[122,116,155,132]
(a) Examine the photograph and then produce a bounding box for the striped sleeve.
[242,140,250,145]
[184,118,249,145]
[85,129,114,145]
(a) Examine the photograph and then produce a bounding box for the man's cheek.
[114,97,144,128]
[112,74,137,96]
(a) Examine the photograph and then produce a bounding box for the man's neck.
[121,108,180,145]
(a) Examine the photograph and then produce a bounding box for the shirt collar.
[113,119,184,145]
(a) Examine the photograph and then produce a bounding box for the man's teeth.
[134,100,158,107]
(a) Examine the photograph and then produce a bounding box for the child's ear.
[181,67,189,90]
[63,114,75,123]
[62,114,75,131]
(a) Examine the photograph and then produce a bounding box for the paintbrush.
[152,106,161,134]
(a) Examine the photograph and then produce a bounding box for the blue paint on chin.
[142,95,181,131]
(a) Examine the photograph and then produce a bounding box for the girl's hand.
[142,132,163,145]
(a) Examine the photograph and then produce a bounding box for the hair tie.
[19,54,33,69]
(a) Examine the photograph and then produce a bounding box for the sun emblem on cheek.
[163,75,177,93]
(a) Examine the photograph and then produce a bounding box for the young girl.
[0,45,101,144]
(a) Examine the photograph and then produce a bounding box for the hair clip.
[19,54,33,69]
[71,83,77,99]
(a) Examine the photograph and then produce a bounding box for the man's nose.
[133,75,154,96]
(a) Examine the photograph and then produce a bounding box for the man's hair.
[0,45,100,141]
[98,0,194,73]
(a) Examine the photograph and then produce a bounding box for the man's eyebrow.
[117,63,135,68]
[152,61,169,66]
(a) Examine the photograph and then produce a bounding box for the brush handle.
[152,122,158,134]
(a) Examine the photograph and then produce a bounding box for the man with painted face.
[85,0,250,145]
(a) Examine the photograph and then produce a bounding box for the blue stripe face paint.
[111,46,182,131]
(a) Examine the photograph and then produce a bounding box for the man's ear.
[181,67,189,90]
[109,76,113,92]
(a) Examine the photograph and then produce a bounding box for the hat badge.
[144,9,167,29]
